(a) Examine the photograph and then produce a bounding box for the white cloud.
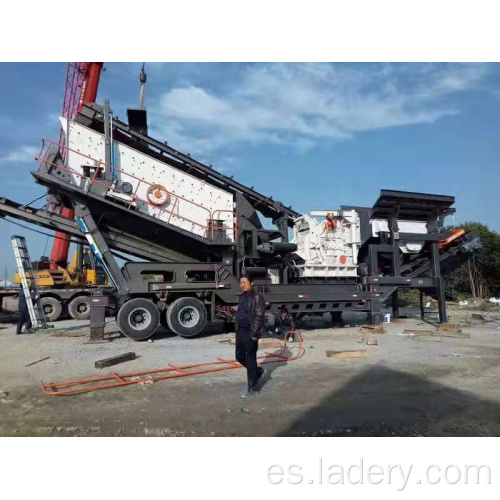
[150,63,488,156]
[0,145,39,163]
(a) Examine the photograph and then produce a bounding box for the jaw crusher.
[0,100,480,340]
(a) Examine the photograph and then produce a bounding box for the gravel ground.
[1,305,500,436]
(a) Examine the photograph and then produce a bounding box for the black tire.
[41,296,62,322]
[166,297,207,338]
[117,298,160,340]
[159,308,175,333]
[68,296,91,321]
[160,309,169,329]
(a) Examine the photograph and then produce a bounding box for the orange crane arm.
[50,62,103,270]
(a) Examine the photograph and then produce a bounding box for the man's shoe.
[241,389,259,399]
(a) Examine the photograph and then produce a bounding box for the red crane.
[50,62,103,270]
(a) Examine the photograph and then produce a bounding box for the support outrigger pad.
[86,327,110,344]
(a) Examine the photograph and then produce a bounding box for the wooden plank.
[326,350,368,359]
[403,329,470,339]
[51,331,86,337]
[433,331,470,339]
[359,325,386,334]
[437,323,462,333]
[95,352,136,369]
[403,329,435,335]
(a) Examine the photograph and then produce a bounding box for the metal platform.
[372,189,455,221]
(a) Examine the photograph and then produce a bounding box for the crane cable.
[19,194,47,209]
[1,218,132,261]
[2,218,86,244]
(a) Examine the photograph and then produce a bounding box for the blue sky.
[0,62,499,280]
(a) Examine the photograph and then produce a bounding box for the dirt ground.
[1,305,500,437]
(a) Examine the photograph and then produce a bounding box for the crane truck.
[12,244,108,321]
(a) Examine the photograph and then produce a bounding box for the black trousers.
[16,308,32,335]
[235,327,263,390]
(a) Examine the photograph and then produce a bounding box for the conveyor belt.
[401,232,480,278]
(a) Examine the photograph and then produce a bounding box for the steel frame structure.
[0,101,481,339]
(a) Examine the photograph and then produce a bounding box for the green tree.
[447,223,500,299]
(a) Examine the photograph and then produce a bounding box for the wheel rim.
[178,306,200,328]
[129,307,152,331]
[77,302,89,314]
[44,304,54,315]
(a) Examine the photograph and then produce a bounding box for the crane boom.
[78,63,103,113]
[50,62,103,270]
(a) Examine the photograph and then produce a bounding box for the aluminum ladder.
[11,235,49,330]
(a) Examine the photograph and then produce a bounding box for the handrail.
[211,209,238,241]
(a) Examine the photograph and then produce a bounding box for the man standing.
[236,273,266,399]
[16,287,32,335]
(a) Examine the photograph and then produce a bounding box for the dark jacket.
[237,290,266,338]
[18,289,28,312]
[19,288,35,312]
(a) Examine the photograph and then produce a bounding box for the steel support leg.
[392,289,400,319]
[419,290,425,320]
[87,289,109,343]
[430,241,447,323]
[369,299,381,325]
[369,246,378,276]
[436,278,447,323]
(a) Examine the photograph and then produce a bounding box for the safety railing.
[211,209,238,243]
[36,138,236,242]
